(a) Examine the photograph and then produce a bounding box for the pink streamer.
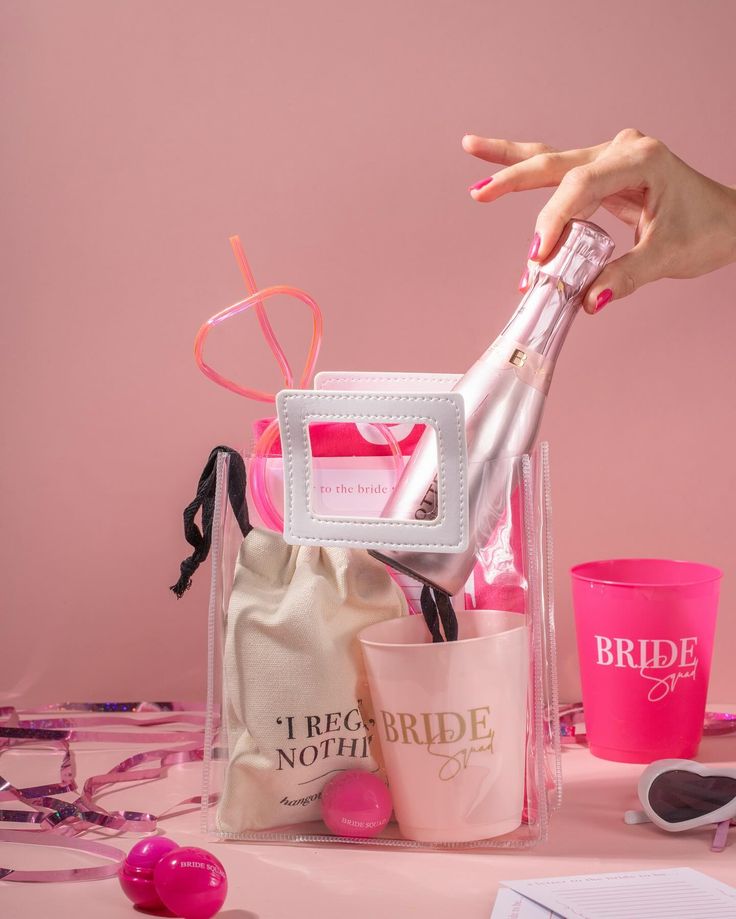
[0,702,216,883]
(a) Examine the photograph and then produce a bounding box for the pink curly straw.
[194,237,403,531]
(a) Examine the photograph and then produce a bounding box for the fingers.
[468,148,596,202]
[582,238,667,314]
[462,134,553,166]
[532,155,647,261]
[463,132,669,311]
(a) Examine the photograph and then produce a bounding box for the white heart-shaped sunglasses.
[625,759,736,853]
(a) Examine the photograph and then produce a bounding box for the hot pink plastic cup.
[571,558,722,763]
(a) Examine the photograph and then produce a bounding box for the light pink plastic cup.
[571,558,722,763]
[359,610,528,843]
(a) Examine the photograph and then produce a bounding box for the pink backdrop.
[3,1,734,706]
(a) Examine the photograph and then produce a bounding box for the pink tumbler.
[571,558,722,763]
[360,610,528,843]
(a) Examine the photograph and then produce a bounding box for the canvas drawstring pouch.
[172,447,407,832]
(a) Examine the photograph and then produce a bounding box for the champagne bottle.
[371,220,615,596]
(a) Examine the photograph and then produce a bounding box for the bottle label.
[414,479,439,521]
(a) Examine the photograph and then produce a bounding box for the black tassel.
[420,585,444,643]
[435,589,459,642]
[420,584,458,642]
[170,446,252,598]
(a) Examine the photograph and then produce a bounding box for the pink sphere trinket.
[118,836,181,910]
[321,769,392,838]
[153,846,228,919]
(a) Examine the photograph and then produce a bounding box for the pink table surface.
[2,714,735,919]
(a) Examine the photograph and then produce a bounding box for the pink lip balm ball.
[153,846,228,919]
[321,770,392,838]
[118,836,181,910]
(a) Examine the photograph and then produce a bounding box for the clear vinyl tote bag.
[173,438,560,850]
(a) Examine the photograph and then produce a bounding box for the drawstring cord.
[170,446,251,598]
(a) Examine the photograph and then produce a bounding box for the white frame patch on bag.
[276,389,468,553]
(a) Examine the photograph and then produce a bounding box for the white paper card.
[500,868,736,919]
[314,370,461,393]
[490,887,557,918]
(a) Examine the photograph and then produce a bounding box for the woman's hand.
[463,129,736,313]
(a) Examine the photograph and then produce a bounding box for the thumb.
[582,240,666,314]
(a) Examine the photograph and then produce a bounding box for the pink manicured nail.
[594,288,613,313]
[518,267,529,291]
[469,176,493,192]
[528,233,541,260]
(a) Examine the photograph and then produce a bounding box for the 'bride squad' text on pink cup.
[359,610,528,844]
[571,558,722,764]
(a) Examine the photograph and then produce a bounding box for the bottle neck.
[476,222,614,395]
[499,269,581,369]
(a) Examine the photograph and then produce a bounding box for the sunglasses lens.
[648,770,736,823]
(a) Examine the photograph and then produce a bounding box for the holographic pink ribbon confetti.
[0,701,217,882]
[558,703,736,745]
